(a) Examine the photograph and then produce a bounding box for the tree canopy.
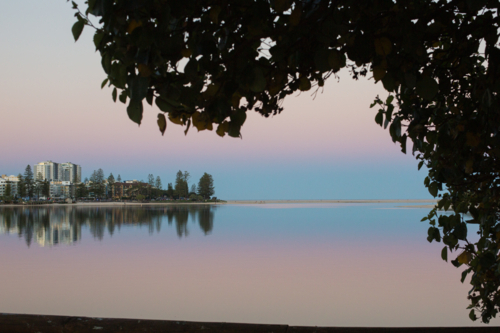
[174,170,189,197]
[24,165,34,199]
[198,173,215,199]
[71,0,500,322]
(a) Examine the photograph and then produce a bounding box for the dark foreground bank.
[1,314,498,333]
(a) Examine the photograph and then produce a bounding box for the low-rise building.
[112,181,152,198]
[0,175,19,197]
[50,181,75,199]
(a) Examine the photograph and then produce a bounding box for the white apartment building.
[60,162,82,183]
[2,175,19,182]
[34,161,81,183]
[50,181,75,198]
[34,161,60,181]
[0,175,18,197]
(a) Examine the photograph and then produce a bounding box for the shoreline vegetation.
[0,199,438,208]
[1,167,217,205]
[0,313,496,332]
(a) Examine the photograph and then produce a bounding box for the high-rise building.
[60,162,81,183]
[33,161,81,183]
[33,161,60,181]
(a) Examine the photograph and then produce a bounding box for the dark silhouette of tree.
[71,0,500,322]
[90,169,105,198]
[17,173,26,198]
[174,170,188,198]
[4,182,12,197]
[41,180,50,198]
[24,165,34,199]
[198,173,215,199]
[155,176,162,190]
[76,183,88,198]
[166,183,174,199]
[107,173,115,199]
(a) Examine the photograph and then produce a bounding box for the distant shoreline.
[226,199,437,204]
[0,199,437,208]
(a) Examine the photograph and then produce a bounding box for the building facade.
[0,175,19,197]
[50,181,75,198]
[34,161,81,183]
[60,162,82,183]
[33,161,60,181]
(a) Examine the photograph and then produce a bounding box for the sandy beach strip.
[226,199,438,204]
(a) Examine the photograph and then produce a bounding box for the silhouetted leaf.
[127,98,143,125]
[72,21,84,41]
[441,246,448,261]
[157,113,167,135]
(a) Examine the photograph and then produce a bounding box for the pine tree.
[76,183,88,198]
[5,182,12,197]
[96,169,105,198]
[147,174,155,198]
[183,171,190,184]
[24,165,34,199]
[89,171,97,197]
[117,174,122,182]
[107,173,115,198]
[174,170,187,198]
[33,181,41,200]
[155,176,162,190]
[197,173,215,199]
[90,169,105,198]
[167,183,174,198]
[17,173,26,198]
[182,171,190,197]
[42,180,50,198]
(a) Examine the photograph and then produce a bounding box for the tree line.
[76,169,215,201]
[2,165,215,203]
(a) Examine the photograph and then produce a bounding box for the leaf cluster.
[71,0,500,322]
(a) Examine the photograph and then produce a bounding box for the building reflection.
[0,205,216,247]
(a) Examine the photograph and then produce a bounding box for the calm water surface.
[0,203,496,327]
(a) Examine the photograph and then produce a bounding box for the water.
[0,203,495,327]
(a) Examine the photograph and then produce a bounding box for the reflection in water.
[0,205,216,247]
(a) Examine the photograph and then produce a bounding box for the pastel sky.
[0,1,431,200]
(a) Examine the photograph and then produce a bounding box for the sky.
[0,1,432,200]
